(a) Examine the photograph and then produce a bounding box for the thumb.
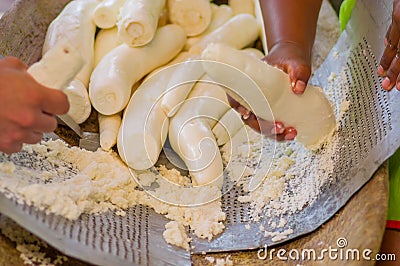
[38,85,70,115]
[288,63,312,94]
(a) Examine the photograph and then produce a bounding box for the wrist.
[268,41,312,63]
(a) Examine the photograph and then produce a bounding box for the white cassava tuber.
[89,24,186,116]
[117,0,166,47]
[184,4,233,50]
[168,0,212,37]
[168,75,230,187]
[189,14,260,54]
[117,52,192,170]
[93,0,126,29]
[99,112,122,151]
[43,0,99,124]
[201,43,336,148]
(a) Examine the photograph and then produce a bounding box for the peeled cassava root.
[117,0,166,47]
[94,27,120,66]
[201,43,336,148]
[117,70,171,171]
[228,0,255,16]
[168,75,230,187]
[28,41,84,90]
[99,112,122,151]
[117,53,193,170]
[189,14,260,54]
[43,0,99,124]
[159,55,205,117]
[168,0,212,37]
[161,14,260,118]
[89,24,186,116]
[212,108,244,147]
[184,4,233,50]
[93,0,125,29]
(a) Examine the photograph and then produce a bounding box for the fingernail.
[284,128,297,141]
[384,38,388,46]
[238,107,251,120]
[397,82,400,90]
[237,106,247,115]
[271,122,285,134]
[242,111,250,120]
[377,65,385,76]
[293,80,306,94]
[382,77,391,90]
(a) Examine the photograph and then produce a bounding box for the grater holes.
[334,39,391,179]
[222,183,249,224]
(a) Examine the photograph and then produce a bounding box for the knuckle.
[18,111,37,128]
[393,11,400,25]
[0,140,22,154]
[32,133,43,143]
[51,90,70,114]
[387,60,400,77]
[3,57,27,69]
[45,117,58,132]
[27,89,44,106]
[10,130,24,142]
[59,92,70,113]
[380,53,395,69]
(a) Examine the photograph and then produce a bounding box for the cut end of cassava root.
[64,79,92,124]
[94,11,116,29]
[91,89,128,116]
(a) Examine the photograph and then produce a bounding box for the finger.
[7,128,43,145]
[380,24,399,72]
[396,71,400,90]
[287,64,311,94]
[275,133,286,142]
[0,142,23,154]
[0,57,28,70]
[30,112,58,133]
[384,24,392,46]
[387,18,400,49]
[237,106,250,119]
[243,112,281,137]
[39,87,70,115]
[274,127,297,142]
[22,131,43,144]
[283,127,297,140]
[226,93,241,109]
[242,112,262,133]
[271,122,285,135]
[0,132,24,154]
[383,51,400,90]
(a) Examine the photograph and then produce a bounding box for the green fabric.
[339,0,357,32]
[388,148,400,221]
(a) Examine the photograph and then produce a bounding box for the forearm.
[260,0,322,59]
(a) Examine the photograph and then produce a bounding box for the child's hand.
[226,94,297,141]
[378,0,400,90]
[225,40,312,141]
[0,57,69,153]
[263,41,312,94]
[224,0,321,140]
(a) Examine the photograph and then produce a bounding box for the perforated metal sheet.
[192,0,397,253]
[0,0,398,265]
[0,147,190,266]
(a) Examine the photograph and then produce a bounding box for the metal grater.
[0,0,398,265]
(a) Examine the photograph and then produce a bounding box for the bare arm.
[260,0,322,94]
